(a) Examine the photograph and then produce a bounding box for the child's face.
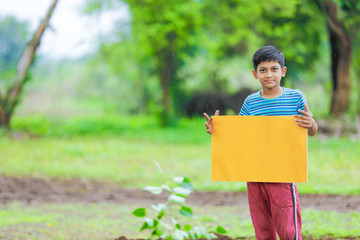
[252,61,287,91]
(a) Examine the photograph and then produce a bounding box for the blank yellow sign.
[211,116,308,183]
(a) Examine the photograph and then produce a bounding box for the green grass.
[1,115,360,194]
[1,202,360,239]
[1,115,360,238]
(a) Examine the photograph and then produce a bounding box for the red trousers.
[247,182,302,240]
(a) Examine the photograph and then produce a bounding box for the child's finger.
[298,122,311,128]
[294,114,306,119]
[209,116,214,123]
[294,119,309,124]
[203,112,210,121]
[297,123,307,128]
[298,109,311,117]
[304,104,310,113]
[215,110,220,116]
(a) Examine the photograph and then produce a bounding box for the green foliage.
[11,115,128,136]
[0,16,29,94]
[0,16,29,71]
[133,208,146,218]
[82,0,352,120]
[132,162,227,240]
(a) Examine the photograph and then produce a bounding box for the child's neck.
[261,86,284,99]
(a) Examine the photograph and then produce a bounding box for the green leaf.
[171,218,178,225]
[194,226,207,238]
[179,206,193,217]
[160,233,169,239]
[216,225,227,234]
[161,222,173,230]
[173,177,184,184]
[180,182,193,189]
[152,228,163,237]
[143,186,163,194]
[209,233,217,239]
[173,177,193,189]
[153,160,163,174]
[174,187,192,197]
[183,224,192,231]
[183,177,191,183]
[181,178,193,189]
[144,217,154,227]
[151,203,166,212]
[140,222,148,232]
[176,223,181,230]
[132,208,146,217]
[157,211,165,220]
[173,230,188,240]
[168,194,186,204]
[162,184,172,193]
[188,231,196,239]
[155,228,164,237]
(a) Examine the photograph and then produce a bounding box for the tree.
[0,16,28,76]
[85,0,360,118]
[315,0,360,115]
[85,0,202,125]
[252,1,326,82]
[0,0,59,128]
[126,0,202,125]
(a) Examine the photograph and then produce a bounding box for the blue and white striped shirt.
[239,87,310,116]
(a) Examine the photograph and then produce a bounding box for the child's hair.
[252,45,285,71]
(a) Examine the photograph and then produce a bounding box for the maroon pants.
[247,182,302,240]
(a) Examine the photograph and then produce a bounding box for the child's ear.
[281,66,287,77]
[252,69,258,79]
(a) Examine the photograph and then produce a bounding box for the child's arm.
[294,104,318,136]
[203,110,219,134]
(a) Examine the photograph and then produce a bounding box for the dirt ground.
[1,175,360,240]
[1,175,360,213]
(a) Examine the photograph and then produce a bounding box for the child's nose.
[265,71,273,77]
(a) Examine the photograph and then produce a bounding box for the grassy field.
[1,202,360,239]
[1,115,360,194]
[1,115,360,239]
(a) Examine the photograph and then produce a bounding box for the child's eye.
[260,69,266,72]
[272,68,278,71]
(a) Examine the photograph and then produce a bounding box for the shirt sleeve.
[239,97,250,116]
[296,91,313,116]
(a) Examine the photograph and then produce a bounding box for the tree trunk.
[156,32,177,126]
[0,108,10,129]
[324,0,352,115]
[159,61,171,125]
[0,0,59,128]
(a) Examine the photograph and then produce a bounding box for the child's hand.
[294,105,318,136]
[203,110,219,135]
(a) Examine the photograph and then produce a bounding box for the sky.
[0,0,129,59]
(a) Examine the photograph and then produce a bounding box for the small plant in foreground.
[132,162,227,240]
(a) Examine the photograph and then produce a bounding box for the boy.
[204,45,318,240]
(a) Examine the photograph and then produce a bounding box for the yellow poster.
[211,116,308,183]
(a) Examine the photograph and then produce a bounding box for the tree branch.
[315,0,346,37]
[6,0,59,113]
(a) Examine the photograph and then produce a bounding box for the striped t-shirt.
[239,87,310,116]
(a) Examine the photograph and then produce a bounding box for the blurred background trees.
[0,0,58,128]
[1,0,359,128]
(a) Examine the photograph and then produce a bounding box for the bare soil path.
[1,175,360,213]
